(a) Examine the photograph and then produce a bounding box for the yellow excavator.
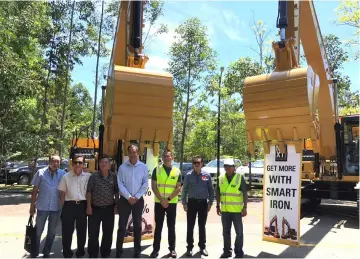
[70,0,174,173]
[243,0,359,204]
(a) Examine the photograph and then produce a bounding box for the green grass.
[0,184,32,192]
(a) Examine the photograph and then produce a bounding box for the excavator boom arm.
[243,0,337,160]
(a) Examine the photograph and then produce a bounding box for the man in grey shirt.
[181,155,214,257]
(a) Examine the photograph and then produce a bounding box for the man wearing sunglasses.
[58,154,91,258]
[181,155,214,257]
[216,158,248,258]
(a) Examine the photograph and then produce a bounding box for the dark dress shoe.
[170,250,177,258]
[220,253,231,258]
[200,249,208,256]
[150,251,159,258]
[133,253,141,258]
[116,252,122,258]
[186,250,193,257]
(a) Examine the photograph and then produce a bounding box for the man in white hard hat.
[216,158,248,258]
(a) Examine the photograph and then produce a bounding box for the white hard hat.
[223,158,235,166]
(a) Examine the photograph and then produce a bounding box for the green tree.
[0,1,49,163]
[335,0,360,60]
[104,0,168,49]
[248,12,273,68]
[323,34,359,112]
[167,17,217,168]
[222,58,263,109]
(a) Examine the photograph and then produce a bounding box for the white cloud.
[200,3,248,42]
[142,19,178,55]
[145,55,169,72]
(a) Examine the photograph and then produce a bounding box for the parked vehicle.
[0,158,69,186]
[202,158,244,188]
[173,162,193,181]
[239,160,265,186]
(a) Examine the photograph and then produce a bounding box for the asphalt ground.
[0,193,359,258]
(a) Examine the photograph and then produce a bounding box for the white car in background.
[202,158,244,188]
[239,160,265,186]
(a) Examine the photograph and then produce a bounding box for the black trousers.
[116,196,144,255]
[153,202,177,252]
[186,199,208,250]
[87,205,115,258]
[61,201,87,258]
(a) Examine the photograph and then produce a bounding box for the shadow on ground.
[0,192,31,205]
[21,221,152,258]
[247,202,359,258]
[110,245,151,258]
[0,184,32,192]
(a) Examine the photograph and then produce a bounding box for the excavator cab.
[342,115,360,176]
[68,127,99,173]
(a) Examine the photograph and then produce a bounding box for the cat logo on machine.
[275,144,288,162]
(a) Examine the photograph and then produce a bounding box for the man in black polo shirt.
[86,154,119,258]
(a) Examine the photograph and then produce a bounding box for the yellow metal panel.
[107,116,172,141]
[71,138,99,148]
[300,0,335,159]
[243,66,320,150]
[245,107,311,120]
[104,65,174,148]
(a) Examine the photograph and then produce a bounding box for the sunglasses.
[73,161,84,165]
[192,161,201,165]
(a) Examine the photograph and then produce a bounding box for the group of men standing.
[150,151,248,259]
[29,145,247,258]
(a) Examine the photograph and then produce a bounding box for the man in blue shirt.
[29,155,65,258]
[116,144,149,258]
[182,155,214,257]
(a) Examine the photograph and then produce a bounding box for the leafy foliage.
[335,0,360,60]
[167,17,217,167]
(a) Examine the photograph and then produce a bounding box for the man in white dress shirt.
[58,154,91,258]
[116,144,149,258]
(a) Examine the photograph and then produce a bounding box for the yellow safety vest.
[219,173,244,213]
[155,165,180,204]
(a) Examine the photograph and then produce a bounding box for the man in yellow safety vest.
[216,158,248,258]
[150,149,182,258]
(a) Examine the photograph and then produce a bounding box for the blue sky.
[72,0,359,101]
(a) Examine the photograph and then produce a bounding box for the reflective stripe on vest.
[219,173,244,213]
[155,165,180,204]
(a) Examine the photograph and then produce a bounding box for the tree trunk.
[92,0,105,137]
[59,0,75,158]
[179,57,191,171]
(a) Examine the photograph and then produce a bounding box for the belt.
[92,204,114,209]
[188,198,207,202]
[65,200,86,204]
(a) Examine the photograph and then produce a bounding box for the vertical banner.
[123,148,157,243]
[262,144,302,246]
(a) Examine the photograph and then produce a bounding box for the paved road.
[0,193,359,258]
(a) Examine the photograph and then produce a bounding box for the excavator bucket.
[243,66,321,155]
[103,65,174,157]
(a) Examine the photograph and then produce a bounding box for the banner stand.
[262,144,302,247]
